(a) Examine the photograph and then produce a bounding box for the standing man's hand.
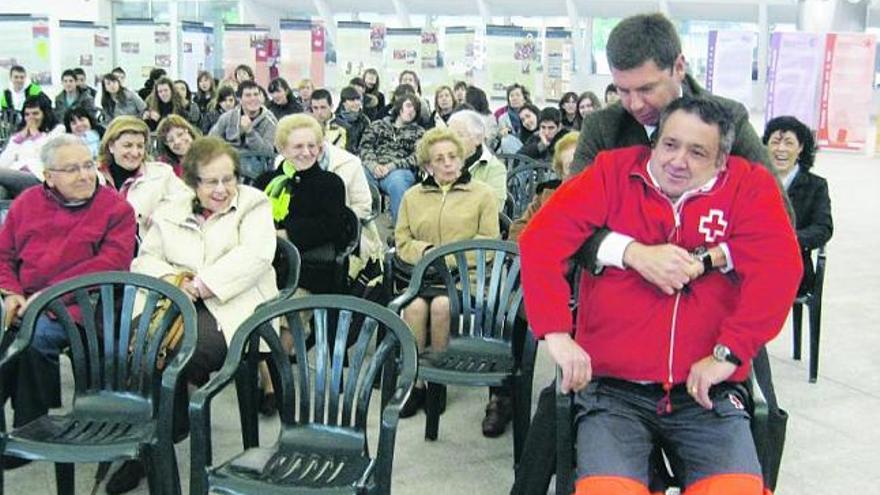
[545,333,592,393]
[686,356,737,409]
[623,242,703,295]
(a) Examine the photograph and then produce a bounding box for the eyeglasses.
[46,162,97,175]
[197,175,237,188]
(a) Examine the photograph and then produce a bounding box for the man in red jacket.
[519,97,802,495]
[0,135,136,466]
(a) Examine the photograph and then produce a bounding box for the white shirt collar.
[645,158,719,208]
[781,166,799,191]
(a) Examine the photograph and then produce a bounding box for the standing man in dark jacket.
[512,13,783,495]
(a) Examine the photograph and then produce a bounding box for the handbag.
[133,271,192,370]
[750,347,788,491]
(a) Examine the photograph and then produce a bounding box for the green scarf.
[265,160,296,222]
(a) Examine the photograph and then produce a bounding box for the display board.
[179,22,214,88]
[385,27,422,87]
[222,24,270,87]
[59,20,99,85]
[115,18,172,90]
[705,30,757,107]
[817,33,877,151]
[93,25,112,86]
[485,25,540,100]
[279,19,313,86]
[0,14,52,86]
[336,21,371,85]
[544,28,573,101]
[444,26,476,81]
[765,32,825,128]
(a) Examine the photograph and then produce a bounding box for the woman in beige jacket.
[97,116,190,236]
[395,127,499,418]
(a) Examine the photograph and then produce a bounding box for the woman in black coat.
[254,114,347,294]
[763,116,833,295]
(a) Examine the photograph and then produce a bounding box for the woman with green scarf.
[254,113,347,294]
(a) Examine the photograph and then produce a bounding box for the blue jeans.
[365,167,415,224]
[31,315,68,363]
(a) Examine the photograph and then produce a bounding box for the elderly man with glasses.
[0,135,136,467]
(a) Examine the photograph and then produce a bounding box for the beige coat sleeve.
[198,196,277,303]
[131,220,178,280]
[345,158,373,220]
[394,192,431,265]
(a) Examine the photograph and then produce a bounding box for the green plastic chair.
[0,271,197,494]
[503,158,557,219]
[189,295,418,495]
[389,239,537,463]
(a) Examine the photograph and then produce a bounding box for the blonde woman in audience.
[97,116,189,235]
[429,85,456,129]
[142,76,199,131]
[296,78,314,113]
[395,127,500,418]
[106,136,279,494]
[508,131,579,241]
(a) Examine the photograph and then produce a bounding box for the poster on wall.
[336,21,371,85]
[310,23,326,87]
[280,19,313,87]
[544,27,573,102]
[444,27,476,80]
[485,25,540,100]
[93,26,112,86]
[180,22,214,88]
[817,33,877,151]
[222,24,270,87]
[765,32,825,128]
[59,20,98,85]
[705,30,757,107]
[115,19,172,90]
[385,27,421,86]
[0,14,52,86]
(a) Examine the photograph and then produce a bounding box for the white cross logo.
[698,209,728,243]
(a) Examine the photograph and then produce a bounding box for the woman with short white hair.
[448,110,507,210]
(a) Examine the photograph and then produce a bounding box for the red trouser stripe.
[683,473,768,495]
[574,476,658,495]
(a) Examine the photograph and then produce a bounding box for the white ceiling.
[271,0,879,26]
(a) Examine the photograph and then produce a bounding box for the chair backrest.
[812,245,827,298]
[0,199,12,226]
[505,161,557,219]
[391,239,525,344]
[3,271,197,412]
[273,236,301,291]
[497,153,547,172]
[340,206,362,258]
[227,295,417,432]
[237,152,276,185]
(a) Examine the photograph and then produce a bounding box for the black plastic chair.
[237,152,276,185]
[388,239,536,463]
[189,295,418,495]
[0,200,12,226]
[555,359,777,495]
[792,245,827,383]
[273,236,301,292]
[497,153,547,172]
[505,160,557,219]
[0,271,197,494]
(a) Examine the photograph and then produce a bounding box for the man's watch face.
[713,344,729,362]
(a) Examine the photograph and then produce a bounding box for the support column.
[797,0,868,32]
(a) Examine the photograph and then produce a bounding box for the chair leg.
[54,463,74,495]
[791,303,803,360]
[234,364,259,449]
[511,376,531,466]
[808,301,822,383]
[424,382,443,441]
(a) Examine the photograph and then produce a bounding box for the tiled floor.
[5,147,879,494]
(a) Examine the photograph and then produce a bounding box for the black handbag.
[750,348,788,491]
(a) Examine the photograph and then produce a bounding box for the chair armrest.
[555,366,576,495]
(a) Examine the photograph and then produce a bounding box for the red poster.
[310,23,325,87]
[817,33,877,151]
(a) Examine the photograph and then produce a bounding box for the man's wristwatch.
[692,246,713,274]
[712,344,742,366]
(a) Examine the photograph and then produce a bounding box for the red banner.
[817,33,876,151]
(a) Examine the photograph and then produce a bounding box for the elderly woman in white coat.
[111,136,278,494]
